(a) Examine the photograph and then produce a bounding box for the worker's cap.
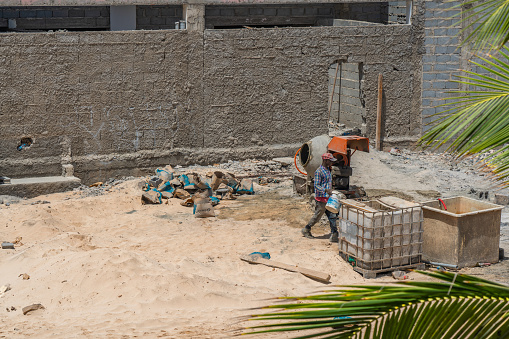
[322,153,337,161]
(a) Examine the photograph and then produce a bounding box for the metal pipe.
[422,260,458,269]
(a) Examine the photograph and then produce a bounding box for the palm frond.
[459,0,509,52]
[241,271,509,338]
[418,47,509,184]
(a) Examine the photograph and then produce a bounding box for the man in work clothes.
[301,153,339,243]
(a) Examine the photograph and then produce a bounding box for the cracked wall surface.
[0,14,424,183]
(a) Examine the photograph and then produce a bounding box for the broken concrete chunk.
[155,167,173,181]
[160,191,174,199]
[141,190,162,204]
[148,177,163,188]
[174,188,191,200]
[180,198,194,207]
[392,270,408,280]
[22,304,45,315]
[18,273,30,280]
[0,284,11,298]
[170,178,182,187]
[1,242,14,249]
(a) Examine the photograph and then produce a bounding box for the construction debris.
[1,242,14,249]
[18,273,30,280]
[495,194,509,205]
[0,284,11,298]
[392,270,408,280]
[22,304,45,315]
[138,166,255,218]
[241,253,331,283]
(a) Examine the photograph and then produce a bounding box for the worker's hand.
[326,189,332,195]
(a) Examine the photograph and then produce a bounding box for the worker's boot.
[329,232,339,243]
[301,227,313,239]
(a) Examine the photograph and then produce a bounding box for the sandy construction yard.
[1,149,509,338]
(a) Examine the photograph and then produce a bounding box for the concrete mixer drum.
[296,134,369,198]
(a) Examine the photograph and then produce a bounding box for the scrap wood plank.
[241,255,331,283]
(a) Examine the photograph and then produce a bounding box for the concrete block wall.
[136,5,182,30]
[205,4,338,28]
[347,3,389,23]
[0,21,423,183]
[328,62,365,128]
[205,3,389,28]
[421,0,462,131]
[0,6,110,31]
[388,1,407,24]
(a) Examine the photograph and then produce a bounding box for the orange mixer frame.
[327,136,369,165]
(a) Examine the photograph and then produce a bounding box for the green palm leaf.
[458,0,509,52]
[241,271,509,338]
[418,47,509,184]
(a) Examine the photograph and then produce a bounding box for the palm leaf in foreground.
[241,271,509,338]
[456,0,509,52]
[418,46,509,184]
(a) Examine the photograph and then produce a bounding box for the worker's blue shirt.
[314,165,332,199]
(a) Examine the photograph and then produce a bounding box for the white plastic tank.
[299,134,331,178]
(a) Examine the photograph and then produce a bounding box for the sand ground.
[1,148,508,338]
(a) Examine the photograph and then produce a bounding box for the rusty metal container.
[338,198,424,278]
[422,196,503,268]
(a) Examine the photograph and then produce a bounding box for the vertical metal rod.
[328,63,340,122]
[337,63,342,123]
[376,74,383,151]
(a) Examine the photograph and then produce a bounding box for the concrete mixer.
[296,134,369,198]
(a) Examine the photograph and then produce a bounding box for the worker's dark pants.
[305,200,338,234]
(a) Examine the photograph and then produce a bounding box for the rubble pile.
[380,147,509,198]
[139,165,255,218]
[214,159,291,175]
[74,177,135,198]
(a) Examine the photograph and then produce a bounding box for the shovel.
[241,253,330,283]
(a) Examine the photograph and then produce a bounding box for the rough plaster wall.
[203,25,423,146]
[0,31,204,182]
[0,16,424,183]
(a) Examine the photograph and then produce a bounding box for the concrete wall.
[205,3,388,28]
[329,62,365,129]
[0,6,110,31]
[0,16,423,183]
[0,0,406,5]
[136,5,182,30]
[421,0,461,131]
